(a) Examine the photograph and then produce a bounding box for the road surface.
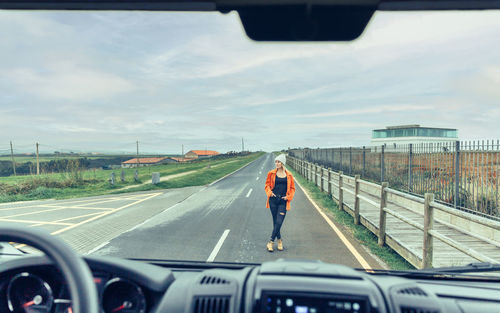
[0,153,382,269]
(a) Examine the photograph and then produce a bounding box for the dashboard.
[1,256,500,313]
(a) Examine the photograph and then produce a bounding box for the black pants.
[269,197,287,241]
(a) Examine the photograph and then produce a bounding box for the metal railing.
[289,140,500,219]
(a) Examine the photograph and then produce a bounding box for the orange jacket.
[265,169,295,211]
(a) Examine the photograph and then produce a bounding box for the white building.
[371,125,458,150]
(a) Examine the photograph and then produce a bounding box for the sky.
[1,9,500,155]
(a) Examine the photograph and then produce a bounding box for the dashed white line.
[246,189,253,198]
[256,176,259,181]
[207,229,230,262]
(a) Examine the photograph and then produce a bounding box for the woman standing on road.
[264,154,295,252]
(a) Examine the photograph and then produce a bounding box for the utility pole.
[36,142,40,175]
[136,140,140,168]
[182,144,184,156]
[10,141,16,176]
[242,138,244,152]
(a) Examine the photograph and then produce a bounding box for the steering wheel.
[0,224,99,313]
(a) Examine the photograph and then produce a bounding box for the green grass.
[1,156,249,185]
[286,166,414,271]
[0,153,263,203]
[0,155,130,162]
[111,155,262,194]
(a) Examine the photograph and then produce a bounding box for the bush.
[27,186,58,199]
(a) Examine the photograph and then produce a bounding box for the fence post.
[362,146,366,178]
[454,141,460,209]
[422,193,435,269]
[328,168,332,195]
[408,143,413,193]
[316,165,320,187]
[349,147,353,175]
[338,171,344,211]
[378,182,389,246]
[381,145,385,183]
[314,164,317,185]
[354,175,361,225]
[320,167,324,191]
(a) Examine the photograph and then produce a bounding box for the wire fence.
[289,140,500,219]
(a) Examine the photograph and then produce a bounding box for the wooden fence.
[287,156,500,269]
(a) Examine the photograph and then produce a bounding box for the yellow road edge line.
[41,205,115,210]
[50,192,162,235]
[1,206,76,219]
[295,180,373,271]
[0,218,74,226]
[0,192,159,211]
[30,212,105,227]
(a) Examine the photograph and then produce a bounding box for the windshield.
[1,9,500,273]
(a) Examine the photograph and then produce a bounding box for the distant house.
[169,157,191,163]
[121,157,175,168]
[185,150,220,159]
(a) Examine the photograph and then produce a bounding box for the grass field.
[0,155,133,162]
[0,152,263,203]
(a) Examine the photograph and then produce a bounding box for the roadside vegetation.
[286,166,414,270]
[0,152,263,203]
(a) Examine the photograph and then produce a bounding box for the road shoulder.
[295,179,388,270]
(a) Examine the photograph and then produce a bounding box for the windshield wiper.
[428,262,500,274]
[361,263,500,280]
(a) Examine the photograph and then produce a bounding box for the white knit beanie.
[275,154,286,165]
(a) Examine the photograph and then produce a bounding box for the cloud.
[8,67,134,101]
[298,104,433,118]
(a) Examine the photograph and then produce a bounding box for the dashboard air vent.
[200,275,230,285]
[397,287,428,296]
[400,307,438,313]
[194,296,230,313]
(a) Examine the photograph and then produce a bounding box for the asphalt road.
[0,153,382,268]
[91,153,382,269]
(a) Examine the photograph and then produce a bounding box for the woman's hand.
[281,196,288,200]
[271,192,276,197]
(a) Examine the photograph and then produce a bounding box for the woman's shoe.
[277,239,283,251]
[266,241,274,252]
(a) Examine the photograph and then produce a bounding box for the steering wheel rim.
[0,224,99,313]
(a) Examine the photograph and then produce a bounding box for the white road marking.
[246,188,253,198]
[295,180,372,271]
[256,176,259,181]
[86,241,110,255]
[259,171,262,175]
[207,229,230,262]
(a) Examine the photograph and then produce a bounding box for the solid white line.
[246,188,253,198]
[206,229,230,262]
[295,180,372,271]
